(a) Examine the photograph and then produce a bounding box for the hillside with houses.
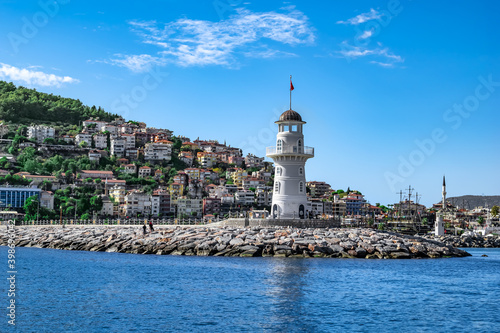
[1,81,363,221]
[0,81,497,232]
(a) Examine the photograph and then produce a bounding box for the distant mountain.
[0,80,119,126]
[447,195,500,209]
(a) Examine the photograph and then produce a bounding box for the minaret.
[442,175,446,210]
[435,175,445,236]
[266,109,314,219]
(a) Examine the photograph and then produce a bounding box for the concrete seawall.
[0,225,471,259]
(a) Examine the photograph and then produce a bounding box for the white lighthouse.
[266,109,314,219]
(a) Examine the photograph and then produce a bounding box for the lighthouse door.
[299,205,305,219]
[272,204,278,218]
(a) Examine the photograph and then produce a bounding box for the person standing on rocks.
[143,224,147,236]
[149,221,154,233]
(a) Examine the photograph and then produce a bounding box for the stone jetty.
[1,225,471,258]
[422,233,500,248]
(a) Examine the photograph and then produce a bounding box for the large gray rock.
[229,238,245,246]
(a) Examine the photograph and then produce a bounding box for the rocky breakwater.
[422,233,500,248]
[0,225,471,258]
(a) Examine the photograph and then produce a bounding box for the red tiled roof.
[25,175,56,179]
[81,170,113,174]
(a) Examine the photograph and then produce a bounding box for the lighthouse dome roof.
[279,109,302,122]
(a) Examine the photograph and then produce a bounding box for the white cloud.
[337,8,382,25]
[0,63,79,87]
[338,42,404,67]
[370,61,394,68]
[106,54,165,73]
[242,47,297,59]
[358,30,373,40]
[108,7,315,71]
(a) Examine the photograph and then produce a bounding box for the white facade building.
[83,120,108,132]
[120,134,136,149]
[235,190,255,206]
[144,142,172,161]
[76,133,92,146]
[27,125,55,144]
[124,190,152,217]
[111,137,126,157]
[93,133,108,149]
[102,124,119,135]
[255,185,272,206]
[176,198,203,217]
[266,109,314,219]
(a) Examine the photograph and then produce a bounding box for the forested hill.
[0,81,119,125]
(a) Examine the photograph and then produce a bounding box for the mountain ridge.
[447,195,500,209]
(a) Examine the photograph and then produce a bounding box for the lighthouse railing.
[266,146,314,156]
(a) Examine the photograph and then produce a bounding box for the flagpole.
[290,75,292,110]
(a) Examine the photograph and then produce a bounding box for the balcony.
[266,146,314,157]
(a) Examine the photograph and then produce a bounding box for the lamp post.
[37,197,40,222]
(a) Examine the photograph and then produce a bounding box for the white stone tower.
[435,175,446,236]
[266,109,314,219]
[442,175,446,210]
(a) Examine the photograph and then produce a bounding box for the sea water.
[1,247,499,332]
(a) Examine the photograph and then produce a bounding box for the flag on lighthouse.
[290,77,294,91]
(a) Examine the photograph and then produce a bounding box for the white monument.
[266,106,314,219]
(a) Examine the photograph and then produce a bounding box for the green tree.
[22,195,55,221]
[43,137,56,145]
[0,80,118,125]
[477,216,485,225]
[491,206,499,218]
[0,157,9,169]
[90,195,103,212]
[16,146,37,167]
[40,180,52,191]
[23,159,42,174]
[23,195,39,221]
[0,174,30,186]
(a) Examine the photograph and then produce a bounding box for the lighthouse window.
[299,167,303,175]
[276,167,282,176]
[275,181,280,193]
[297,139,302,153]
[291,125,297,132]
[299,181,304,193]
[277,139,282,152]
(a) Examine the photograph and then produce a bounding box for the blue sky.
[1,0,499,207]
